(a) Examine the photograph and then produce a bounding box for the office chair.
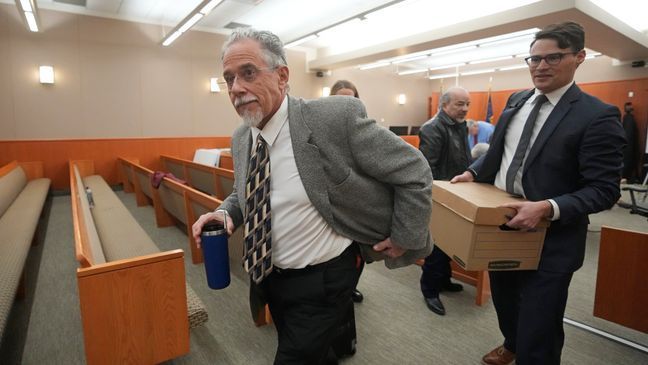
[622,162,648,218]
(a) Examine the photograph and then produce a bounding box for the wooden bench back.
[160,154,234,199]
[69,160,106,268]
[157,177,188,225]
[117,157,139,193]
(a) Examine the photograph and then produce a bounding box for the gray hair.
[471,143,490,160]
[440,87,469,107]
[466,120,476,128]
[221,28,288,68]
[439,90,452,107]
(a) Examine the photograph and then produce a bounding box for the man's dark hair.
[531,21,585,52]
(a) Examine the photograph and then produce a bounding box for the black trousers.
[489,270,573,365]
[420,245,452,298]
[257,243,362,365]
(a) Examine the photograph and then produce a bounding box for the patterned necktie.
[505,94,548,194]
[243,135,272,284]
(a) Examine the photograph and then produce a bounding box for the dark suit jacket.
[471,84,626,273]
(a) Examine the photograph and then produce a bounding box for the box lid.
[432,181,550,227]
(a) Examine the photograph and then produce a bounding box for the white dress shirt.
[248,96,352,269]
[494,81,575,220]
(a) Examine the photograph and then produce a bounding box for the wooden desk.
[594,226,648,333]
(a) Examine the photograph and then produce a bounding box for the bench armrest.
[77,249,183,277]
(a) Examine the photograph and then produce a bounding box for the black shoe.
[424,297,446,315]
[351,289,364,303]
[441,281,464,292]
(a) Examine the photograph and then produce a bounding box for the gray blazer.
[219,95,433,268]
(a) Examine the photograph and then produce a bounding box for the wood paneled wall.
[428,78,648,175]
[0,137,230,190]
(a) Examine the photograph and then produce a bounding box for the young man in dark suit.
[452,22,625,365]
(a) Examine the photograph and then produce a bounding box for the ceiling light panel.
[241,0,396,43]
[119,0,203,22]
[323,0,541,54]
[590,0,648,32]
[428,73,458,80]
[20,0,32,12]
[178,13,203,33]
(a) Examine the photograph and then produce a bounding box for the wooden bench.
[160,154,234,200]
[0,161,50,340]
[119,157,272,326]
[70,160,208,365]
[121,156,227,263]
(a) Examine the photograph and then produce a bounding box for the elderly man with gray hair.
[418,86,472,316]
[192,28,433,364]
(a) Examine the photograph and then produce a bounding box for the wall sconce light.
[210,77,220,93]
[397,94,406,105]
[39,65,54,84]
[322,87,331,97]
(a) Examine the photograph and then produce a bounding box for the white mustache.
[234,96,258,107]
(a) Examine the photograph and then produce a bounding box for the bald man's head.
[440,87,470,122]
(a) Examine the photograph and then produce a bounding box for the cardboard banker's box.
[430,181,549,271]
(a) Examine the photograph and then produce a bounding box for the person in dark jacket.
[622,102,638,181]
[418,87,471,315]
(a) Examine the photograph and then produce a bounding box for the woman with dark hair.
[331,80,359,98]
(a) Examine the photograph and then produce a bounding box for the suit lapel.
[524,84,581,172]
[481,90,533,176]
[287,96,333,223]
[236,128,251,210]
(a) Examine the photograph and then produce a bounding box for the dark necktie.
[243,135,272,284]
[505,94,548,194]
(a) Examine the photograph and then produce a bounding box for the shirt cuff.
[547,199,560,221]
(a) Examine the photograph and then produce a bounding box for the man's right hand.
[192,210,234,248]
[450,170,474,183]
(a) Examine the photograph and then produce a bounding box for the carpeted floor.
[1,189,646,364]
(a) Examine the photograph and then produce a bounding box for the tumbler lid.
[202,222,226,236]
[202,228,226,236]
[200,210,229,236]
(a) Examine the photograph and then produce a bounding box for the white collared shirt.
[494,81,574,220]
[248,96,352,269]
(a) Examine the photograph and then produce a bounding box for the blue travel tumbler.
[201,219,230,289]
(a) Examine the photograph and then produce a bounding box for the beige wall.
[428,55,648,92]
[0,4,318,140]
[314,67,433,127]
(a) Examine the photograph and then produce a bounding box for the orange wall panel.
[0,137,231,190]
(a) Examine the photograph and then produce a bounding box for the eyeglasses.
[524,52,578,67]
[221,65,277,89]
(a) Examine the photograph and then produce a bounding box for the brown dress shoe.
[481,345,516,365]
